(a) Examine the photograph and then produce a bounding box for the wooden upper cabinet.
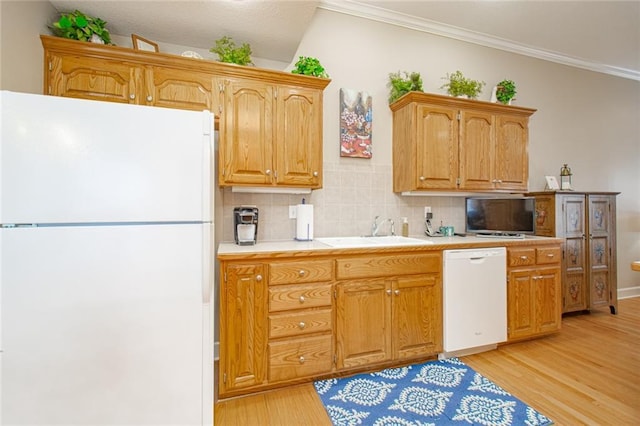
[458,110,494,190]
[415,104,459,190]
[47,53,143,103]
[275,86,323,187]
[41,35,330,190]
[217,78,274,185]
[493,115,529,191]
[217,80,325,188]
[390,92,536,193]
[147,67,214,111]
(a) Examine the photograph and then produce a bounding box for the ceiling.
[48,0,640,80]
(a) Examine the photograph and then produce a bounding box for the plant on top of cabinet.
[495,79,517,104]
[387,71,423,104]
[440,70,485,99]
[291,56,329,78]
[50,10,112,45]
[209,36,254,66]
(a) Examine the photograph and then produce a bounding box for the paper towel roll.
[296,204,314,241]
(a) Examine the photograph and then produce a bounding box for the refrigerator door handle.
[202,223,212,304]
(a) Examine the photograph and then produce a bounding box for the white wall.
[286,9,639,291]
[2,3,638,293]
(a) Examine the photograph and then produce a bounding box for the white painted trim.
[318,0,640,81]
[618,286,640,300]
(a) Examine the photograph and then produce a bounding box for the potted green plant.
[387,71,423,104]
[50,10,112,44]
[440,70,485,99]
[209,36,253,66]
[291,56,329,78]
[495,79,517,104]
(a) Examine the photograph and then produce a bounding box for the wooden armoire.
[528,191,619,314]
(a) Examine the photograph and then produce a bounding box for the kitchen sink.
[316,235,433,248]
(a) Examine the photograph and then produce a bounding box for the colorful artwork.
[340,88,372,158]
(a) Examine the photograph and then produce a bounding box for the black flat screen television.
[465,197,536,236]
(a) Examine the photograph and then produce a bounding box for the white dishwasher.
[440,247,507,359]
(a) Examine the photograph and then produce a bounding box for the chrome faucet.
[371,216,395,236]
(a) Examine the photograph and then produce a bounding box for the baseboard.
[618,286,640,299]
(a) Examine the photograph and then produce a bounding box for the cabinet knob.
[298,270,306,277]
[313,171,319,177]
[299,295,305,303]
[146,95,153,102]
[265,169,271,175]
[129,94,135,100]
[298,322,305,329]
[299,356,305,364]
[419,176,426,181]
[394,289,400,296]
[386,289,392,295]
[255,274,263,281]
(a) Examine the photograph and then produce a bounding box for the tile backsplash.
[220,162,466,242]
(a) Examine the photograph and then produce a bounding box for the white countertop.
[217,235,560,256]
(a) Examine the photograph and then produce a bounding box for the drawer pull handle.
[255,274,263,281]
[546,253,555,258]
[520,256,529,260]
[298,322,305,329]
[299,356,305,364]
[298,270,306,276]
[299,295,305,303]
[394,289,400,296]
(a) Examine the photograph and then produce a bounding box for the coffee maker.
[234,206,259,245]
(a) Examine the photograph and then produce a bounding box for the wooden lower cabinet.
[219,243,559,398]
[335,274,442,369]
[219,263,267,395]
[506,246,562,341]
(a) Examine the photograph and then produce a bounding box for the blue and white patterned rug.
[314,357,553,426]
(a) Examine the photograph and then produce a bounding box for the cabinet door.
[458,110,494,190]
[533,194,556,236]
[415,105,459,189]
[147,67,214,111]
[507,270,536,340]
[588,195,614,309]
[335,279,391,369]
[392,275,442,359]
[220,263,267,394]
[218,78,274,185]
[274,86,322,187]
[534,267,562,334]
[561,195,588,312]
[494,115,529,191]
[47,53,142,104]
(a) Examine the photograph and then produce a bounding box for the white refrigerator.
[0,91,214,425]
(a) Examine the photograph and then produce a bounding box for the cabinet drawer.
[269,284,331,312]
[269,259,333,285]
[269,308,332,339]
[336,253,441,279]
[268,335,333,382]
[536,247,561,264]
[508,248,536,266]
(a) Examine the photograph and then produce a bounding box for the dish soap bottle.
[401,217,409,237]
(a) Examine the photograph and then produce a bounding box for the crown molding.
[318,0,640,81]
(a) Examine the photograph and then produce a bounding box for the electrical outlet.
[289,205,297,219]
[424,206,431,217]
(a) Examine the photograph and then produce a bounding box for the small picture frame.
[545,175,560,191]
[132,34,159,52]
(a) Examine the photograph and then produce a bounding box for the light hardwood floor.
[214,297,640,425]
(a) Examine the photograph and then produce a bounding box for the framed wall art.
[132,34,159,52]
[340,88,372,158]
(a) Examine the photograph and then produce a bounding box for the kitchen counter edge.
[217,236,563,260]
